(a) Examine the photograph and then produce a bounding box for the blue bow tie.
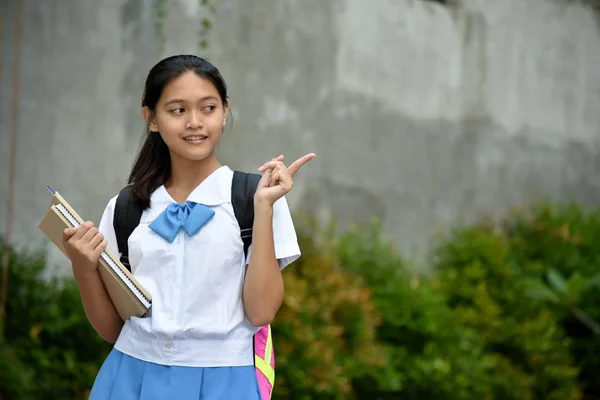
[149,202,215,243]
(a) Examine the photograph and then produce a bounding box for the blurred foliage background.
[2,202,600,399]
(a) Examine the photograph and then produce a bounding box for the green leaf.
[522,278,561,303]
[547,268,567,295]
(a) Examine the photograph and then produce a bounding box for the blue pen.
[46,185,56,195]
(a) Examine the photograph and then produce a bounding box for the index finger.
[288,153,316,176]
[72,221,93,240]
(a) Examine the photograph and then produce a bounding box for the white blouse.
[97,166,301,367]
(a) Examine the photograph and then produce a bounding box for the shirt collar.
[141,166,233,223]
[186,165,232,206]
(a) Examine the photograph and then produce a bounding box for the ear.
[223,99,231,126]
[142,106,159,132]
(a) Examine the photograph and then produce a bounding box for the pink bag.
[253,325,275,399]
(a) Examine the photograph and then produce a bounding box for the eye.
[170,108,185,114]
[202,105,217,112]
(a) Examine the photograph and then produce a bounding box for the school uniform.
[89,165,300,400]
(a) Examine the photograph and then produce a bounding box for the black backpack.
[113,171,261,271]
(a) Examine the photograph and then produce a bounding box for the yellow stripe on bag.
[264,326,273,364]
[255,355,275,386]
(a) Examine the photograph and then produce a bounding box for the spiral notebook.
[38,186,152,320]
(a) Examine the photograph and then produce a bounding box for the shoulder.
[98,194,120,255]
[102,194,119,216]
[98,186,138,231]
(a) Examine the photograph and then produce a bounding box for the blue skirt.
[89,348,261,400]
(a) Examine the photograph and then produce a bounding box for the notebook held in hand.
[38,186,152,320]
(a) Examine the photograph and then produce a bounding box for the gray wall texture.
[2,0,600,272]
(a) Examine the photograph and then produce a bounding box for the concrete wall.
[2,0,600,272]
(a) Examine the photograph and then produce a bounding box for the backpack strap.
[113,185,143,272]
[231,171,262,258]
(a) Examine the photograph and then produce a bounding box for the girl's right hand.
[63,221,107,274]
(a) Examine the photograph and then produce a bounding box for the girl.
[62,54,315,399]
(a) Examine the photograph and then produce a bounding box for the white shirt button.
[166,342,172,349]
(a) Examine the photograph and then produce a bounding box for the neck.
[165,152,222,198]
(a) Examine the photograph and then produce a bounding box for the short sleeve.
[245,196,301,270]
[97,195,120,257]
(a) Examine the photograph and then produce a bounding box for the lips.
[183,135,208,141]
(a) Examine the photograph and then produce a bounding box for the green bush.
[431,222,582,400]
[338,221,541,400]
[2,202,600,399]
[272,217,392,400]
[0,343,34,399]
[503,204,600,399]
[0,239,111,399]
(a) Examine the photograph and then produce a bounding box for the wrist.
[254,200,274,216]
[254,196,274,212]
[72,263,99,282]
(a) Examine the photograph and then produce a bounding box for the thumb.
[63,227,77,241]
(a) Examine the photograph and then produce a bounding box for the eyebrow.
[163,96,219,106]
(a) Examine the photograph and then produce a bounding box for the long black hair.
[127,55,229,209]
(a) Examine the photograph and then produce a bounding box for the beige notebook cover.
[38,186,152,321]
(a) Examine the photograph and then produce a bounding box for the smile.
[184,136,207,141]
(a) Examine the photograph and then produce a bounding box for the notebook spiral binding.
[56,203,152,309]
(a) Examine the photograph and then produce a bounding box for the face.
[144,71,229,163]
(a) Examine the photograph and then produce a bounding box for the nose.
[185,110,203,130]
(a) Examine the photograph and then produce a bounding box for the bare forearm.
[243,203,284,326]
[72,265,124,342]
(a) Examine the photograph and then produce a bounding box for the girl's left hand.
[255,153,316,207]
